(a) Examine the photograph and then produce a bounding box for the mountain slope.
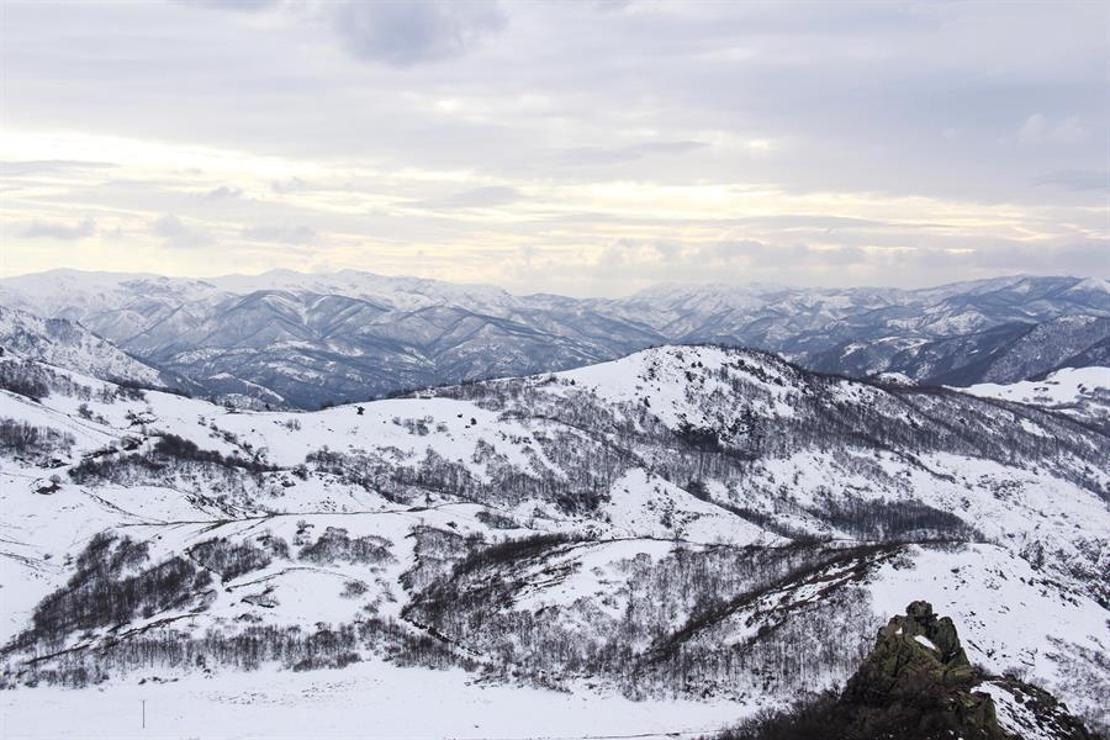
[2,270,1108,408]
[0,344,1106,732]
[0,305,182,391]
[873,315,1110,386]
[963,366,1110,430]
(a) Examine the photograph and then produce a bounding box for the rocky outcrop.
[838,600,1005,739]
[716,601,1101,740]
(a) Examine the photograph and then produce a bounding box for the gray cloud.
[558,141,708,166]
[2,1,1107,290]
[21,217,96,240]
[331,1,507,66]
[203,185,243,200]
[726,215,892,231]
[151,214,214,248]
[178,0,279,12]
[694,240,869,267]
[0,160,116,178]
[1015,113,1089,145]
[241,224,317,244]
[270,177,312,195]
[1034,170,1109,192]
[408,185,523,210]
[925,242,1110,275]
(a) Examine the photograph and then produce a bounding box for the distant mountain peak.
[0,304,177,390]
[1,270,1106,408]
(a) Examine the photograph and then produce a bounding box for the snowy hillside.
[963,366,1110,429]
[1,343,1107,737]
[0,305,179,391]
[1,270,1108,408]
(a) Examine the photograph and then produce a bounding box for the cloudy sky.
[0,0,1106,295]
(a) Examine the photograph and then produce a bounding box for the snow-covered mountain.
[1,270,1107,409]
[1,342,1106,736]
[0,270,665,409]
[862,314,1110,387]
[0,305,184,392]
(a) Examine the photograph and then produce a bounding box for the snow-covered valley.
[1,659,751,740]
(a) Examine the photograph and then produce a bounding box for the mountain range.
[0,301,1106,736]
[1,269,1107,409]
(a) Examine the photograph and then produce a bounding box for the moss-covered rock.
[716,600,1100,740]
[839,600,1005,739]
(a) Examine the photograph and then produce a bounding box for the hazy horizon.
[1,264,1104,302]
[1,1,1107,296]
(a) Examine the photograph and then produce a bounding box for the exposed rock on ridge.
[840,600,1001,739]
[717,601,1101,740]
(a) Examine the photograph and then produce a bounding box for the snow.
[558,345,800,426]
[959,366,1110,427]
[1065,277,1110,295]
[5,269,1106,410]
[913,634,937,651]
[601,469,776,546]
[0,659,752,739]
[874,371,914,386]
[961,366,1109,406]
[508,537,677,617]
[922,310,989,336]
[981,682,1056,740]
[1,344,1107,734]
[0,306,166,387]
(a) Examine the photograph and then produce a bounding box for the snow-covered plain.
[0,659,750,740]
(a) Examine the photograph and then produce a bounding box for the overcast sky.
[0,0,1106,295]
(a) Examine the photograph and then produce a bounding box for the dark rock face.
[839,600,1005,739]
[716,601,1102,740]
